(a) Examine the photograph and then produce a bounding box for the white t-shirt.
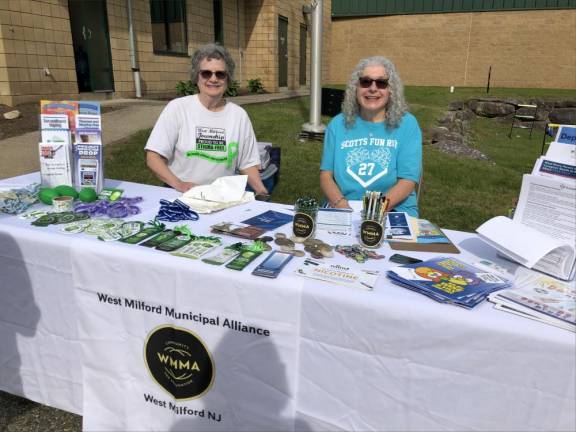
[145,95,260,185]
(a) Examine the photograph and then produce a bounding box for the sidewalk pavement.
[0,88,309,180]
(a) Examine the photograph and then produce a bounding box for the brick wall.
[0,0,77,106]
[327,10,576,89]
[0,0,326,106]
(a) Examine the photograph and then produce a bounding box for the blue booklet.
[387,256,511,309]
[241,210,293,231]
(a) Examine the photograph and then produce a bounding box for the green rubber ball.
[78,187,98,203]
[39,188,60,205]
[54,184,79,199]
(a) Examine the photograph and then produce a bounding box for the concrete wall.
[327,9,576,89]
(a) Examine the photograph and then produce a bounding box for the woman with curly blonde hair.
[320,56,422,216]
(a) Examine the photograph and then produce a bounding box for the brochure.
[211,222,266,240]
[532,156,576,180]
[477,174,576,281]
[388,218,460,253]
[384,212,414,240]
[39,142,73,187]
[387,256,511,309]
[73,143,104,192]
[295,258,380,290]
[488,273,575,332]
[241,210,293,231]
[75,114,102,144]
[41,100,79,143]
[40,114,71,144]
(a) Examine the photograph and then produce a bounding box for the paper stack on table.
[387,256,511,309]
[488,272,575,332]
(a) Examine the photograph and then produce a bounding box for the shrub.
[176,80,198,96]
[247,78,265,94]
[225,80,240,97]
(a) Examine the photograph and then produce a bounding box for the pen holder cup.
[292,197,318,240]
[359,216,385,249]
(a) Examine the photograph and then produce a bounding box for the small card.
[172,238,221,259]
[202,247,241,266]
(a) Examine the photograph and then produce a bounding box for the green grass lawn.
[105,86,575,232]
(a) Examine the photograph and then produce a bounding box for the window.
[213,0,223,44]
[150,0,188,55]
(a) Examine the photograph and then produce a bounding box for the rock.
[468,100,515,118]
[438,112,456,124]
[549,108,576,125]
[554,100,576,108]
[455,109,475,121]
[3,110,21,120]
[448,100,464,111]
[430,127,465,145]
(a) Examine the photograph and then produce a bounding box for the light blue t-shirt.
[320,112,422,217]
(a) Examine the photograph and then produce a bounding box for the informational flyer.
[39,142,73,187]
[295,258,380,290]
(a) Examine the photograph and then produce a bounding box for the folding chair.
[509,103,538,139]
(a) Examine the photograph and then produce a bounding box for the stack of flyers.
[488,272,575,332]
[295,258,380,290]
[317,208,353,236]
[387,256,511,309]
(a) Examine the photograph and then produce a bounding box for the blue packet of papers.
[387,256,511,309]
[241,210,293,231]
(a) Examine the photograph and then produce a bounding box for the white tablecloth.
[0,173,574,431]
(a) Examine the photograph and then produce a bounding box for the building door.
[299,24,307,86]
[69,0,114,92]
[278,15,288,88]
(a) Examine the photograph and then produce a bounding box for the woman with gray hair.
[145,43,268,196]
[320,56,422,216]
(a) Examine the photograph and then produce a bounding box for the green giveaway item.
[78,187,98,203]
[140,229,177,248]
[39,188,60,205]
[54,185,79,199]
[98,188,124,202]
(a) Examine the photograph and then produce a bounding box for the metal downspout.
[302,0,325,134]
[127,0,142,98]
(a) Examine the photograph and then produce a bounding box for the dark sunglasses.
[358,77,389,89]
[199,70,227,80]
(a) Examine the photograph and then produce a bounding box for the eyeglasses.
[358,77,389,89]
[199,70,227,80]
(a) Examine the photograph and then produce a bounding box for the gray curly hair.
[341,56,408,129]
[190,43,235,85]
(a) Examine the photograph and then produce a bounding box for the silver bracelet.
[332,196,346,207]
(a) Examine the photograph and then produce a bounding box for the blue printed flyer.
[241,210,293,231]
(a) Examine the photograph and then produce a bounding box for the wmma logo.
[144,325,214,400]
